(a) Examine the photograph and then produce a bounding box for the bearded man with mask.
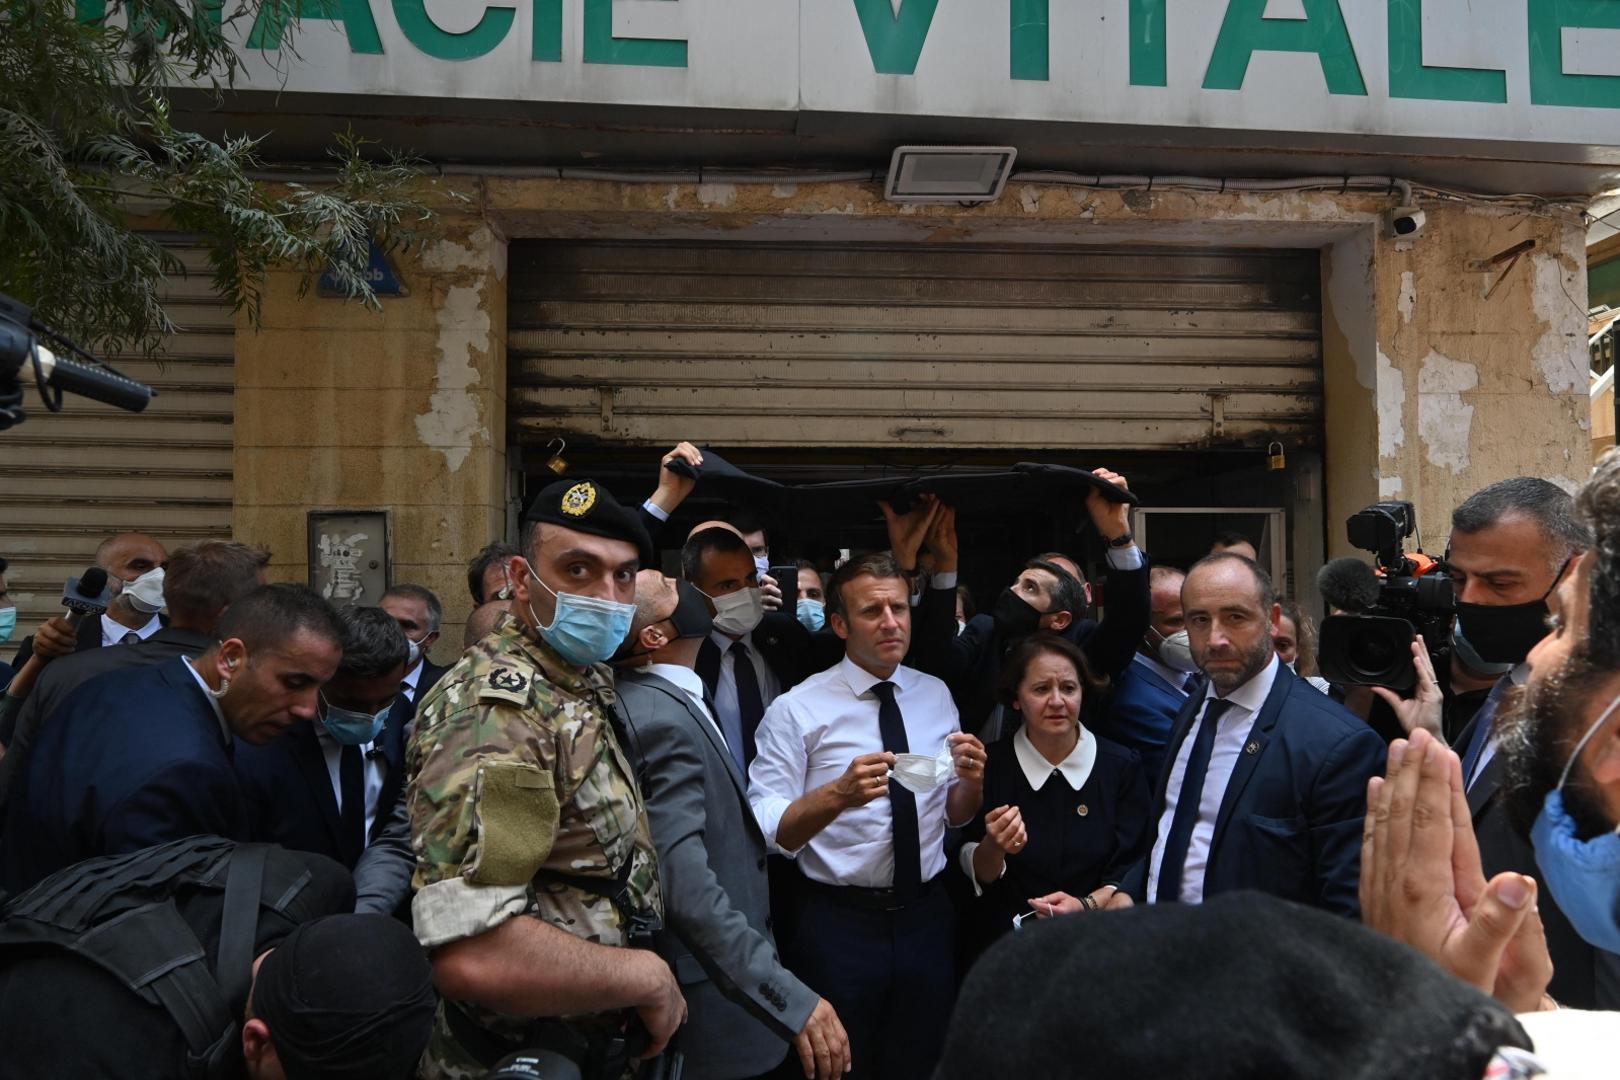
[612,571,851,1080]
[406,479,685,1080]
[1425,477,1620,1010]
[1097,566,1194,782]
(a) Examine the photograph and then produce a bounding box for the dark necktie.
[871,681,921,900]
[339,744,366,866]
[1155,697,1234,904]
[730,641,764,770]
[1182,674,1202,695]
[120,631,141,645]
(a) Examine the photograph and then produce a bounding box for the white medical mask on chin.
[708,587,765,637]
[124,567,166,614]
[890,745,957,794]
[1151,628,1200,673]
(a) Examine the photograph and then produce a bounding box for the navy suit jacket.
[1097,657,1189,787]
[233,694,410,867]
[1121,664,1386,917]
[0,657,248,894]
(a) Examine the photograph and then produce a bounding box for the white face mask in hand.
[890,744,957,794]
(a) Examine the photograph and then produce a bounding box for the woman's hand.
[1027,891,1084,917]
[982,804,1026,856]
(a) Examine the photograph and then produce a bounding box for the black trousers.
[781,881,956,1080]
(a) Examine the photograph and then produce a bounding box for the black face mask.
[614,580,714,662]
[668,580,715,641]
[991,587,1043,640]
[1453,558,1570,667]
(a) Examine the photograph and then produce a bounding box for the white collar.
[644,663,708,705]
[104,611,161,642]
[181,657,232,746]
[1134,651,1194,693]
[402,660,424,690]
[1202,653,1282,715]
[839,654,899,699]
[1510,662,1530,686]
[710,628,753,653]
[1014,723,1097,792]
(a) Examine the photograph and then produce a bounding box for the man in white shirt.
[1113,554,1384,916]
[613,571,850,1080]
[749,552,987,1080]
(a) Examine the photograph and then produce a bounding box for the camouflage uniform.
[408,613,661,1080]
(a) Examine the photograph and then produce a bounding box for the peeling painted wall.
[233,180,508,644]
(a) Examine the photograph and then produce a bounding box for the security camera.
[1384,206,1427,241]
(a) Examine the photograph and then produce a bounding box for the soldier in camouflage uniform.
[408,479,685,1080]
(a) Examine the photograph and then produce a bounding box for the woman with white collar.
[959,632,1151,962]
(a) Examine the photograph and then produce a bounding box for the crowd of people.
[0,440,1618,1079]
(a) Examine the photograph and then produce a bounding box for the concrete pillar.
[1323,205,1592,558]
[233,193,508,648]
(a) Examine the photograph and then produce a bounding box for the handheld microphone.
[1317,557,1381,614]
[0,567,112,718]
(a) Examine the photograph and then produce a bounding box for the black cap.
[254,914,437,1080]
[523,478,656,567]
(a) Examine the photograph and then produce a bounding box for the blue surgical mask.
[320,695,390,747]
[796,597,825,633]
[0,607,15,645]
[1530,689,1620,953]
[524,567,637,667]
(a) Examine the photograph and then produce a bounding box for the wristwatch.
[1107,530,1136,549]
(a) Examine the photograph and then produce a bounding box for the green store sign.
[81,0,1620,110]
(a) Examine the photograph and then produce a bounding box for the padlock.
[543,438,569,476]
[1267,441,1286,471]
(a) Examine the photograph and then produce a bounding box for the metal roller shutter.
[507,240,1322,451]
[0,237,235,641]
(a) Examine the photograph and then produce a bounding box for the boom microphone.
[1317,557,1381,614]
[0,293,155,431]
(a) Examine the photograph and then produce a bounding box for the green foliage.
[0,1,429,355]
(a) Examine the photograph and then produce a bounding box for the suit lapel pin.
[1245,741,1259,755]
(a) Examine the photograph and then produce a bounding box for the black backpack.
[0,837,304,1079]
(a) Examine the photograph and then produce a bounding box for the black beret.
[523,478,656,567]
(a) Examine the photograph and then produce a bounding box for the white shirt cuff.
[750,794,804,857]
[1105,545,1145,571]
[930,571,959,591]
[641,499,670,523]
[958,841,1005,898]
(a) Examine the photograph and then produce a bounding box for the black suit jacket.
[412,659,450,703]
[616,670,817,1077]
[911,561,1153,736]
[233,696,410,866]
[1120,664,1387,917]
[1452,705,1620,1009]
[0,657,248,893]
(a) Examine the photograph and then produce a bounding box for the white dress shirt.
[748,656,962,888]
[402,659,425,703]
[102,611,162,647]
[710,628,782,739]
[316,727,387,844]
[645,662,730,753]
[1147,654,1281,904]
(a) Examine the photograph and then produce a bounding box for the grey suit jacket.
[616,669,818,1080]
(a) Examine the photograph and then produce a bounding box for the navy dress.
[962,730,1151,961]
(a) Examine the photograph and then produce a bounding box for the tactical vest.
[0,837,304,1079]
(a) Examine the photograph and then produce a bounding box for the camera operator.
[1437,478,1619,1010]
